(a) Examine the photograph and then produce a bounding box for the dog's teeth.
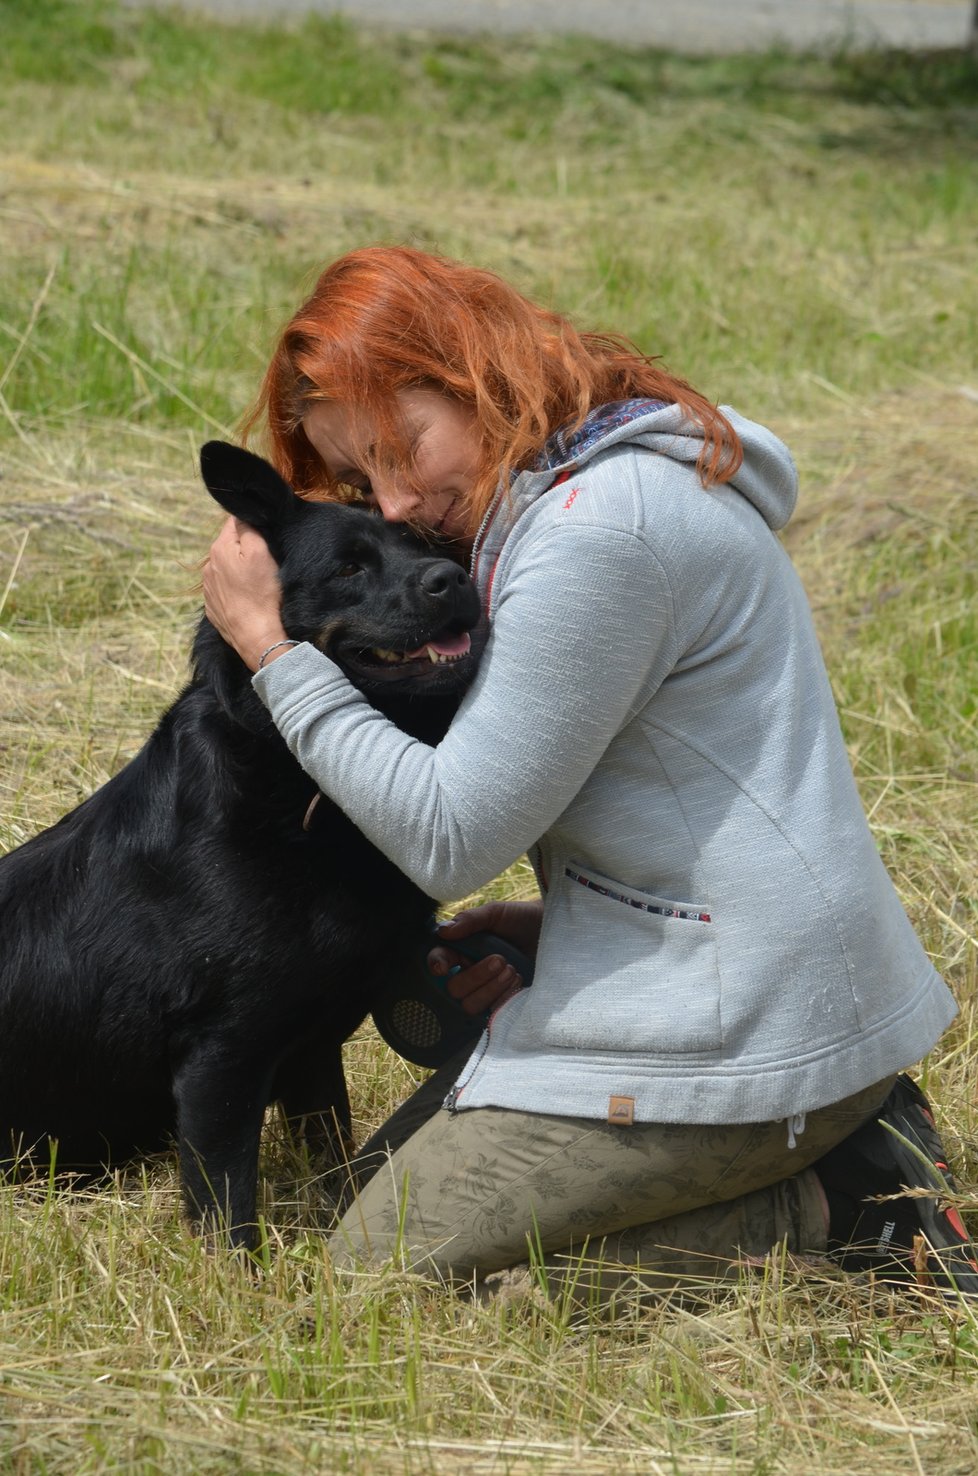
[370,643,466,667]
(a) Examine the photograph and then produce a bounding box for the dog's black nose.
[419,561,470,602]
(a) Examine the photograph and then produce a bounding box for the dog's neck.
[188,619,461,838]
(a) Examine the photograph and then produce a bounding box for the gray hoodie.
[254,403,956,1125]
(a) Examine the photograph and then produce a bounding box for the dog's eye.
[336,563,363,578]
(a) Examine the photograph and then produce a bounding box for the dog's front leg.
[274,1038,353,1165]
[171,1050,272,1251]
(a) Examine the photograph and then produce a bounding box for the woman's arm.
[253,520,680,898]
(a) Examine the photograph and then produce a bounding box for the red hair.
[242,246,742,535]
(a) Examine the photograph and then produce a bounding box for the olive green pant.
[329,1052,894,1300]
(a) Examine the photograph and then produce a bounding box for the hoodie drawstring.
[786,1112,807,1150]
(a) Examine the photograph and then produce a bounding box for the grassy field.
[1,1,978,1470]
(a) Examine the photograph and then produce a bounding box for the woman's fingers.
[445,955,521,1015]
[436,899,544,960]
[434,904,502,942]
[425,944,521,1016]
[202,517,287,669]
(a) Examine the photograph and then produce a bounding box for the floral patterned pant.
[329,1055,893,1302]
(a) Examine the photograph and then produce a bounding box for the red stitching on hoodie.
[477,468,575,613]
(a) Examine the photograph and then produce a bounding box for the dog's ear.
[199,442,299,536]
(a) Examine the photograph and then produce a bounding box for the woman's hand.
[202,517,289,673]
[428,900,543,1017]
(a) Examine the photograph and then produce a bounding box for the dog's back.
[0,710,206,1161]
[0,666,427,1154]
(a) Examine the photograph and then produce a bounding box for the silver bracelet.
[257,639,300,670]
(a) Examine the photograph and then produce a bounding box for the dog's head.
[199,441,483,704]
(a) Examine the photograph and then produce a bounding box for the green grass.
[0,0,976,436]
[1,1,978,1471]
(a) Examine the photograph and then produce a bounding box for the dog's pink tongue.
[403,631,472,661]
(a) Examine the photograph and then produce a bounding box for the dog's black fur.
[0,442,481,1248]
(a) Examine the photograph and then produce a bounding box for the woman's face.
[302,388,481,545]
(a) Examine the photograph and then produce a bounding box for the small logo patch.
[608,1095,635,1126]
[876,1219,898,1254]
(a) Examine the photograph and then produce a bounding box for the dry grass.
[3,373,977,1476]
[2,7,978,1472]
[783,394,978,1172]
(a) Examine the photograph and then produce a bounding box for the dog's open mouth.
[328,623,478,683]
[367,630,472,668]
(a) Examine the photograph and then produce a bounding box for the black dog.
[0,441,481,1248]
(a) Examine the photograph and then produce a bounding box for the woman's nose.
[370,476,421,523]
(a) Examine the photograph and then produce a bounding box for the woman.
[203,246,976,1300]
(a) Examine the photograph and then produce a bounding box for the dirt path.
[120,0,974,52]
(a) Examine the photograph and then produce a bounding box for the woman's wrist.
[256,638,301,671]
[234,625,290,673]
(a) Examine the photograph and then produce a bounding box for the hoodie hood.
[511,399,799,534]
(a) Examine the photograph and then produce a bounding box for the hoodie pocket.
[511,861,722,1054]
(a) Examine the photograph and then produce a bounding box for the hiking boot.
[814,1074,978,1298]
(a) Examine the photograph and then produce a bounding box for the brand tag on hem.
[608,1095,635,1126]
